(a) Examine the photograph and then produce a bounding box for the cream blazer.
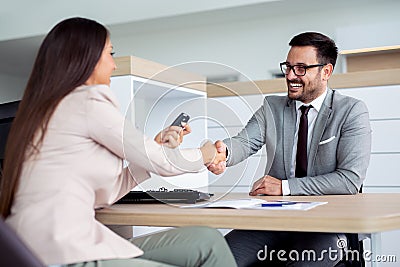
[6,85,204,265]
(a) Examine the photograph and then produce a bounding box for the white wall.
[111,0,400,81]
[0,0,278,42]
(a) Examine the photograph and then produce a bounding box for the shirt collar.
[295,87,328,112]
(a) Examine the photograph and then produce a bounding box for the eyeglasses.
[280,62,326,76]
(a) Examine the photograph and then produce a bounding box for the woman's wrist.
[200,142,216,166]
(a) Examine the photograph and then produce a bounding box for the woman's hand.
[200,141,227,167]
[154,125,192,148]
[207,140,227,174]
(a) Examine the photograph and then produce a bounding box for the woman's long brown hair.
[0,17,109,218]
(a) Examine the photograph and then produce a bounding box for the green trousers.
[67,226,237,267]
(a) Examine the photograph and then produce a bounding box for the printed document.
[181,198,327,211]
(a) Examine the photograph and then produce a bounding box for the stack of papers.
[181,198,327,211]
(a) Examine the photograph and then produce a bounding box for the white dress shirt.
[282,88,328,195]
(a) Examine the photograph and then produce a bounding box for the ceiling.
[0,0,281,78]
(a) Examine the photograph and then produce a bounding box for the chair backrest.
[0,217,45,267]
[335,186,365,267]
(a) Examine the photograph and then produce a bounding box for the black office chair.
[335,186,365,267]
[0,217,45,267]
[333,233,365,267]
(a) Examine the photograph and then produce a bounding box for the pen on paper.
[260,201,298,207]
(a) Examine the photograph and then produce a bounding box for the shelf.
[340,45,400,72]
[340,45,400,55]
[112,56,206,93]
[206,68,400,97]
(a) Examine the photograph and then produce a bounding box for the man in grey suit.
[209,32,371,266]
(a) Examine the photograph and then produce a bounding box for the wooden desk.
[96,193,400,233]
[96,193,400,266]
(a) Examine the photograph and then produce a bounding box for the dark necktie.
[295,105,312,178]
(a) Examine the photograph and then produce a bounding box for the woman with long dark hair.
[0,17,235,267]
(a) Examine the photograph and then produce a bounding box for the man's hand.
[207,140,227,175]
[249,175,282,196]
[154,125,191,148]
[200,140,227,166]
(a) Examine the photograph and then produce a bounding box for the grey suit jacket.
[224,88,371,195]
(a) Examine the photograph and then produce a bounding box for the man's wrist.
[282,180,291,195]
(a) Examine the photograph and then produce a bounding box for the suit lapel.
[308,89,333,175]
[283,99,296,178]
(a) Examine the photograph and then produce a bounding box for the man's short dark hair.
[289,32,338,69]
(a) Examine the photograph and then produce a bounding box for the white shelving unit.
[110,56,208,192]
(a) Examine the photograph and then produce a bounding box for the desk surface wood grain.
[96,193,400,234]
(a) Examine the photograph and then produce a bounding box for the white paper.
[181,198,327,211]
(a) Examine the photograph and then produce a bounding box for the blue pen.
[261,201,298,207]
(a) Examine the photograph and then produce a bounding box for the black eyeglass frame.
[280,62,327,76]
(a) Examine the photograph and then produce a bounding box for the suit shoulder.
[262,95,289,114]
[263,94,287,105]
[332,90,367,107]
[331,90,369,114]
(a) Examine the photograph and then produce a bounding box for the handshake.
[199,140,227,174]
[154,124,227,173]
[154,121,283,196]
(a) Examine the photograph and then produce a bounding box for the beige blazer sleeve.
[85,86,205,191]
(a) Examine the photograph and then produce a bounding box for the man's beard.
[287,79,322,103]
